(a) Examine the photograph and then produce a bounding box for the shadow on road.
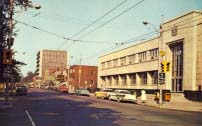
[0,89,122,126]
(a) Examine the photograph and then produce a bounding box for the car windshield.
[17,86,26,89]
[79,88,87,91]
[103,90,113,92]
[120,91,130,94]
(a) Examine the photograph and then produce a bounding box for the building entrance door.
[169,41,183,92]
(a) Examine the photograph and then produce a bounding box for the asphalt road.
[0,88,202,126]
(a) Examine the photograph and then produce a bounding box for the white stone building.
[98,11,202,96]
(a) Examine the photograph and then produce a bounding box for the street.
[0,88,202,126]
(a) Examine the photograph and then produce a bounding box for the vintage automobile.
[108,89,137,103]
[75,88,90,96]
[58,83,68,93]
[95,88,114,99]
[16,86,28,95]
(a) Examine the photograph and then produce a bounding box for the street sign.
[3,65,12,79]
[159,72,165,84]
[159,51,166,57]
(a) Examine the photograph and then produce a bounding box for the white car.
[75,88,90,96]
[108,89,137,103]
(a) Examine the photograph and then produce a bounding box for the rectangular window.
[101,62,105,69]
[138,51,146,62]
[113,59,118,67]
[149,48,159,60]
[91,71,95,76]
[128,54,136,64]
[106,61,112,68]
[129,73,136,85]
[113,76,118,85]
[121,75,126,85]
[140,72,147,85]
[150,71,158,85]
[91,80,94,84]
[101,77,106,87]
[107,76,112,86]
[120,57,126,66]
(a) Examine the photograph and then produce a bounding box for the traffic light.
[161,61,170,73]
[165,62,170,72]
[3,49,12,65]
[161,61,166,73]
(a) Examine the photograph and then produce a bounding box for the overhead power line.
[76,0,145,40]
[82,22,202,61]
[64,0,145,49]
[112,20,202,50]
[70,0,129,39]
[59,0,129,49]
[15,20,117,44]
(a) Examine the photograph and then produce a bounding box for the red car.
[58,84,68,93]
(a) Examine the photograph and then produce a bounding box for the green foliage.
[21,71,36,83]
[0,0,32,81]
[11,58,26,82]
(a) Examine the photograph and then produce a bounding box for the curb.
[136,101,202,112]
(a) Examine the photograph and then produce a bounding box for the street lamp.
[143,21,159,36]
[30,4,41,10]
[4,0,41,105]
[8,1,41,49]
[143,21,163,107]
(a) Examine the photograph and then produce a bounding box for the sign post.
[3,65,12,105]
[3,52,12,105]
[159,72,165,84]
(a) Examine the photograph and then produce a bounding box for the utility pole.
[3,0,14,105]
[159,15,165,108]
[143,16,165,108]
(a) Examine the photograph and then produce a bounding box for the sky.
[13,0,202,76]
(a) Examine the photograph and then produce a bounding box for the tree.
[12,59,26,82]
[0,0,33,81]
[21,71,36,83]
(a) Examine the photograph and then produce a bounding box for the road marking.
[25,110,36,126]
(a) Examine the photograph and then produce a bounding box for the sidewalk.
[137,94,202,112]
[0,93,14,109]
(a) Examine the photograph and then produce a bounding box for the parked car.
[58,84,68,93]
[16,86,27,95]
[75,88,90,96]
[95,88,114,99]
[108,89,137,103]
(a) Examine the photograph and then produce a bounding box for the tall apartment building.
[36,49,67,82]
[98,11,202,97]
[69,65,98,92]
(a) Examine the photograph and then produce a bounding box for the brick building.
[69,65,98,92]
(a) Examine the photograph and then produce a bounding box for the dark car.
[16,86,27,95]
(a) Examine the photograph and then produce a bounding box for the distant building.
[69,65,98,92]
[36,49,67,82]
[98,11,202,99]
